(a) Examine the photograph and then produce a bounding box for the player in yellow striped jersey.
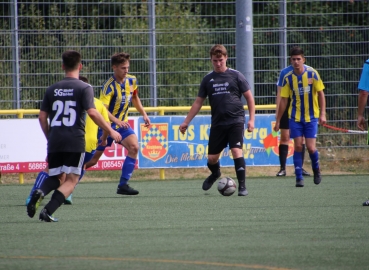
[85,52,151,196]
[274,46,326,187]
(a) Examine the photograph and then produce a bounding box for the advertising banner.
[0,118,138,173]
[0,115,293,173]
[138,115,293,168]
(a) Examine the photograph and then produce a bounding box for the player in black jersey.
[27,50,121,222]
[179,44,255,196]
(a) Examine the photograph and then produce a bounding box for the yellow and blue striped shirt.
[100,75,137,129]
[280,66,325,122]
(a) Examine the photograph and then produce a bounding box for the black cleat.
[295,179,304,187]
[276,169,286,177]
[27,189,44,218]
[202,171,221,191]
[363,200,369,206]
[313,168,322,185]
[302,168,311,177]
[39,208,58,222]
[238,187,249,196]
[117,184,139,195]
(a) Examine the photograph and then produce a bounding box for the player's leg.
[289,120,304,187]
[277,129,290,176]
[27,153,64,218]
[203,125,226,191]
[25,169,49,206]
[39,152,84,222]
[277,110,290,176]
[64,151,96,205]
[301,137,311,176]
[117,127,139,195]
[228,123,248,196]
[304,120,321,185]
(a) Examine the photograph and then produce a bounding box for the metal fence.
[1,0,369,148]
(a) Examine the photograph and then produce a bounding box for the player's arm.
[87,108,122,143]
[358,90,368,130]
[131,93,150,127]
[179,97,205,134]
[38,110,49,140]
[317,90,326,125]
[103,106,130,129]
[243,90,255,132]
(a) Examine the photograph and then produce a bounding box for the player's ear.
[78,63,83,71]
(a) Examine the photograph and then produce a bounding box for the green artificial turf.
[0,175,368,270]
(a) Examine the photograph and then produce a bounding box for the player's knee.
[127,144,139,155]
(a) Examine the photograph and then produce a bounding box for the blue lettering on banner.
[138,115,293,168]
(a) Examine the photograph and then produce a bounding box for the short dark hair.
[62,50,81,71]
[79,75,88,83]
[210,44,228,58]
[111,52,130,66]
[289,46,304,57]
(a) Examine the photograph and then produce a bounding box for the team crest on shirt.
[308,78,313,85]
[140,123,168,161]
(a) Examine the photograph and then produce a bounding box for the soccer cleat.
[25,196,31,206]
[27,189,44,218]
[117,184,139,195]
[39,208,58,222]
[276,169,286,177]
[302,168,311,177]
[64,194,73,205]
[313,168,322,185]
[202,170,221,191]
[363,199,369,206]
[295,179,304,187]
[238,188,249,196]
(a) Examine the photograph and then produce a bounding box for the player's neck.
[114,75,126,84]
[65,70,79,79]
[293,67,304,76]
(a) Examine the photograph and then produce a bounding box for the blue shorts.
[84,151,95,164]
[96,127,135,151]
[289,119,318,139]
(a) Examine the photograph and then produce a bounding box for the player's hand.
[358,115,367,131]
[110,130,122,143]
[115,120,130,129]
[247,120,254,132]
[274,122,280,132]
[179,123,188,134]
[318,115,326,126]
[143,116,151,127]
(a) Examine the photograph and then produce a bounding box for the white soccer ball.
[217,177,237,196]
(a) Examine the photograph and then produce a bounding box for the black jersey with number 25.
[198,68,251,127]
[40,77,95,153]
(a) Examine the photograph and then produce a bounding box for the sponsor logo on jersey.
[54,89,74,96]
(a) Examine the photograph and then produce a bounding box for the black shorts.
[279,98,291,130]
[208,123,244,155]
[280,109,289,129]
[48,152,85,176]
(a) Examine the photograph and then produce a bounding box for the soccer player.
[25,76,110,206]
[276,67,310,177]
[274,46,326,187]
[27,50,122,222]
[179,44,255,196]
[88,52,151,196]
[356,57,369,206]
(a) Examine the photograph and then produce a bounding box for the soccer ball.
[217,177,237,196]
